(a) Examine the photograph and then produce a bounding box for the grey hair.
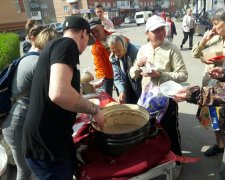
[107,33,128,51]
[211,8,225,22]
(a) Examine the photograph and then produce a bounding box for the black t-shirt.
[22,37,80,162]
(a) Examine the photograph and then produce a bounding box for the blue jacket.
[110,43,142,99]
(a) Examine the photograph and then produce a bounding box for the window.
[42,12,49,17]
[64,6,69,12]
[30,2,39,8]
[107,3,111,8]
[102,2,105,7]
[31,11,38,16]
[41,3,48,9]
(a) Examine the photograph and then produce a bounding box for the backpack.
[0,51,39,120]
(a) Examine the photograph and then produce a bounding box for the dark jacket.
[110,43,142,102]
[23,40,32,54]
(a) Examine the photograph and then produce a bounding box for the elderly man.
[22,16,104,180]
[88,17,114,96]
[95,4,114,31]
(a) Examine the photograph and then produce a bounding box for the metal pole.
[196,0,198,20]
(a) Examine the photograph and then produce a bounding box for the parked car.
[55,23,63,36]
[48,22,61,29]
[111,17,123,26]
[134,11,152,26]
[124,17,135,24]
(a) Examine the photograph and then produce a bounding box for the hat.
[63,16,95,45]
[145,15,166,32]
[88,17,102,30]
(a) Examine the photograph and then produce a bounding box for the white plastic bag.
[0,145,7,176]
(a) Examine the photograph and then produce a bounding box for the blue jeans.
[2,114,32,180]
[25,157,73,180]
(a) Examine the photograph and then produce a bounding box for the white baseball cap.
[145,15,166,32]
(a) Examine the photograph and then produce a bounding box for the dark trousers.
[181,28,194,48]
[25,157,73,180]
[160,99,182,162]
[100,78,114,97]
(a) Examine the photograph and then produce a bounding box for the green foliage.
[0,33,20,71]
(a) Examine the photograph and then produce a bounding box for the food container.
[81,70,95,94]
[92,104,152,157]
[202,45,225,61]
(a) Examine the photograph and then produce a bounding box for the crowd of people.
[2,3,225,180]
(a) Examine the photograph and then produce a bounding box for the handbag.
[196,78,220,131]
[137,81,169,122]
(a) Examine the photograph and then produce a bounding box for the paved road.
[2,21,222,180]
[79,22,222,180]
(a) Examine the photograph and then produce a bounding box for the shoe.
[204,144,224,156]
[180,44,183,50]
[172,164,182,180]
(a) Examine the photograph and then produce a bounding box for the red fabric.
[74,123,172,180]
[98,92,117,107]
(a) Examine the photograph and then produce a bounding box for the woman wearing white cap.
[130,15,188,179]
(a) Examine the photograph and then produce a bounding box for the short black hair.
[95,4,104,10]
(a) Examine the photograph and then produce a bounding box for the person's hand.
[136,56,147,67]
[201,30,216,43]
[208,67,225,79]
[118,92,126,104]
[90,78,104,89]
[140,69,161,78]
[172,88,188,102]
[92,109,104,128]
[201,56,215,64]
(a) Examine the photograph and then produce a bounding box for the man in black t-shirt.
[22,16,104,180]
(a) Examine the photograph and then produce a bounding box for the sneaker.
[204,144,224,156]
[180,44,183,50]
[172,164,182,180]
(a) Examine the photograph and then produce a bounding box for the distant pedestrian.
[165,15,177,42]
[160,11,166,21]
[23,19,37,54]
[95,4,114,32]
[180,8,195,50]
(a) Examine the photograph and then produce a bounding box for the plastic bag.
[196,105,220,131]
[0,145,7,176]
[137,82,169,122]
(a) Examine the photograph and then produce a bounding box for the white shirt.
[102,18,114,31]
[182,14,195,32]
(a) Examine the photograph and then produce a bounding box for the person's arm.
[192,31,217,59]
[91,45,107,79]
[110,56,126,94]
[159,47,188,83]
[186,83,225,106]
[129,47,145,79]
[107,19,114,29]
[49,63,104,126]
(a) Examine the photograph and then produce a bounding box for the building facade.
[0,0,27,32]
[24,0,56,24]
[0,0,177,33]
